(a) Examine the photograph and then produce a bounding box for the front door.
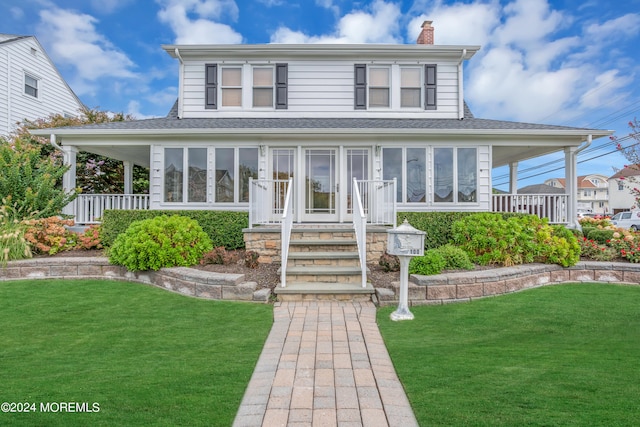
[303,148,338,222]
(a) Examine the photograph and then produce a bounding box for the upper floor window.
[25,74,38,98]
[369,67,390,108]
[253,67,273,108]
[221,67,242,107]
[618,181,625,191]
[204,63,288,110]
[401,68,421,108]
[354,64,436,110]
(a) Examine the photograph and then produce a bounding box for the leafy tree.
[0,137,76,219]
[612,118,640,204]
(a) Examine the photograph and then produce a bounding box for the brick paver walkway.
[233,301,419,427]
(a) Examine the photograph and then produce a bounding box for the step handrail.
[352,178,367,288]
[280,178,294,288]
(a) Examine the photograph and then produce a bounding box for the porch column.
[123,161,133,194]
[509,162,518,194]
[62,146,78,217]
[565,146,578,228]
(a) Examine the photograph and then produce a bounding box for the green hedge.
[101,210,248,249]
[398,211,528,250]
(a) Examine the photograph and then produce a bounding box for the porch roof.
[30,102,613,169]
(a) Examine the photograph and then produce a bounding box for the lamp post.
[387,219,425,321]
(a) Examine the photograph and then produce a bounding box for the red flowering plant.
[611,118,640,203]
[578,237,617,261]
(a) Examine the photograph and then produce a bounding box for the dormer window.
[253,67,273,108]
[24,74,38,98]
[221,67,242,107]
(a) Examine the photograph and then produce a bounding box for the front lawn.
[0,279,272,426]
[378,283,640,426]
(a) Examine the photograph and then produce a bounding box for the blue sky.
[2,0,640,190]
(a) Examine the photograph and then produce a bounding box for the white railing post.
[280,179,293,288]
[248,177,254,229]
[491,194,569,224]
[353,178,367,288]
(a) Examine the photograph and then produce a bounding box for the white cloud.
[126,100,159,119]
[585,13,640,41]
[407,2,500,46]
[9,6,24,20]
[38,8,138,89]
[157,0,243,43]
[89,0,132,14]
[406,0,639,124]
[271,0,401,43]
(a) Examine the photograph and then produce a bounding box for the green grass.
[0,279,273,426]
[378,284,640,426]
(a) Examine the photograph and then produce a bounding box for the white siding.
[180,59,461,119]
[0,37,83,136]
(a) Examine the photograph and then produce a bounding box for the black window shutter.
[354,64,367,110]
[205,64,217,110]
[424,64,437,110]
[275,63,288,109]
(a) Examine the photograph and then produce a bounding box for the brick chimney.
[417,20,434,45]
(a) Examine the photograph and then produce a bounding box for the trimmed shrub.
[586,229,615,245]
[398,211,532,250]
[200,247,239,265]
[108,215,213,271]
[244,250,259,269]
[451,213,580,267]
[409,250,447,275]
[101,210,247,249]
[437,243,475,270]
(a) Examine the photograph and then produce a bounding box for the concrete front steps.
[274,226,375,301]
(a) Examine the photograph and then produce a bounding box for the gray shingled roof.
[37,99,604,134]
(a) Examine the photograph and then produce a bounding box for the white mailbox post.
[387,219,426,321]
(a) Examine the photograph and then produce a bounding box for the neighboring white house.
[609,165,640,214]
[0,33,83,137]
[32,22,612,228]
[544,174,610,215]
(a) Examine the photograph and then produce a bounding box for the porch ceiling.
[492,145,568,168]
[73,144,151,168]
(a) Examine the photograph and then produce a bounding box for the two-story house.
[0,34,83,137]
[609,165,640,214]
[30,22,614,293]
[545,174,610,215]
[32,22,611,228]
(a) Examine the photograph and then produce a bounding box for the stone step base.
[274,282,375,302]
[287,251,360,268]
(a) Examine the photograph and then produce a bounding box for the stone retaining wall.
[375,261,640,307]
[0,257,271,303]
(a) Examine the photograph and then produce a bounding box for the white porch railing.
[492,194,569,224]
[249,178,290,228]
[355,179,397,227]
[280,179,293,288]
[352,178,367,288]
[74,194,150,224]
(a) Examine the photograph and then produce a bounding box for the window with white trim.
[220,67,242,107]
[369,67,390,108]
[400,67,421,108]
[253,67,274,108]
[24,74,38,98]
[163,148,207,203]
[433,147,477,203]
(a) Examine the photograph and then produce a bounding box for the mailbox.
[387,219,425,257]
[387,219,426,321]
